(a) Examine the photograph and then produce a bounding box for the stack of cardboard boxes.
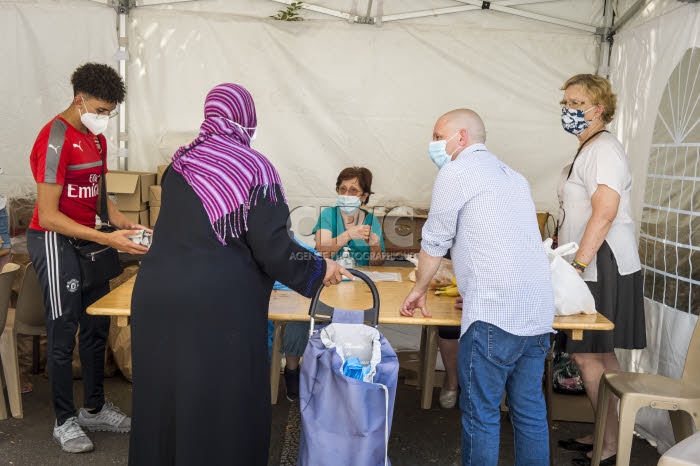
[105,170,156,226]
[148,164,170,227]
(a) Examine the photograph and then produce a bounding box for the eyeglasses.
[83,98,119,119]
[559,99,590,109]
[338,187,363,196]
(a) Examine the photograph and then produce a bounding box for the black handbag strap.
[553,129,608,245]
[94,136,110,225]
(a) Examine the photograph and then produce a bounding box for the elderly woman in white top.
[555,74,646,466]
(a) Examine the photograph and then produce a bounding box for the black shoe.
[558,438,594,453]
[571,454,617,466]
[284,367,300,402]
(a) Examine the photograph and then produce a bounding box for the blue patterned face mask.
[428,131,460,168]
[561,107,595,136]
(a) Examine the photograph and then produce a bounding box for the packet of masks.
[128,230,152,248]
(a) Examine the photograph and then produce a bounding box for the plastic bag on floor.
[553,352,584,394]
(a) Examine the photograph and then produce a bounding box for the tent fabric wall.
[0,0,119,199]
[610,2,700,454]
[127,6,598,230]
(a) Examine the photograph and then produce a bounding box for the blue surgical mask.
[336,195,362,214]
[561,107,595,136]
[428,131,460,168]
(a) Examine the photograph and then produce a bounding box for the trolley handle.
[308,269,380,327]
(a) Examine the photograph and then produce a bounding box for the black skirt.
[556,241,646,353]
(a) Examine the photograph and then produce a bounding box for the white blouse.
[556,132,641,282]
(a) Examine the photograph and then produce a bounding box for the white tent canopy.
[1,0,698,454]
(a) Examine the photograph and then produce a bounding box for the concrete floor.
[0,372,661,466]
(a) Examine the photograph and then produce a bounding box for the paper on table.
[340,271,402,282]
[362,271,402,282]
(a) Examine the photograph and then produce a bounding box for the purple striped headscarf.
[172,83,285,244]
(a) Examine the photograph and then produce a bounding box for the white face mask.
[78,99,109,135]
[222,117,257,143]
[80,112,109,135]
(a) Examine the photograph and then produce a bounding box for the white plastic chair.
[658,431,700,466]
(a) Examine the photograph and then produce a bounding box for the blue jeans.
[458,321,550,466]
[0,207,10,249]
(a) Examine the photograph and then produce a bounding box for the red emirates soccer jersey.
[29,116,108,231]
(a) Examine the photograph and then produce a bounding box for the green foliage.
[271,2,304,21]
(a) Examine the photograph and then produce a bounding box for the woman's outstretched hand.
[323,258,354,286]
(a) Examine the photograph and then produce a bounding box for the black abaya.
[128,168,325,465]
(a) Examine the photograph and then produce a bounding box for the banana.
[435,286,459,297]
[451,277,457,286]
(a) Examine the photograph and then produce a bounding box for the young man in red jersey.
[27,63,149,453]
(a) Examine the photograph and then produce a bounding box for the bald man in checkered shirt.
[401,109,555,466]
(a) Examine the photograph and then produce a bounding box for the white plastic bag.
[543,239,596,316]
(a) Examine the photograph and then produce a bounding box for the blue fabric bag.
[297,308,399,466]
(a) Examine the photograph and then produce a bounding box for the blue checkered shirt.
[421,143,554,337]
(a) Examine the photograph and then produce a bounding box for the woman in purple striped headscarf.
[129,84,350,466]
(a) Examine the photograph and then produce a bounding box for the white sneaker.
[439,388,458,409]
[53,417,94,453]
[77,401,131,433]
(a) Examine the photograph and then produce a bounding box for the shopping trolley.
[297,269,399,466]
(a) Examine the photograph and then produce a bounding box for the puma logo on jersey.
[48,144,61,154]
[73,141,83,151]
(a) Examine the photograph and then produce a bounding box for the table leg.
[545,334,554,466]
[420,325,438,410]
[0,371,8,420]
[418,326,427,389]
[270,321,284,405]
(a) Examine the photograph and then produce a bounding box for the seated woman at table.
[283,167,385,402]
[128,83,351,466]
[314,167,385,267]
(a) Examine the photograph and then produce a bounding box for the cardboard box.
[149,185,162,207]
[551,391,594,422]
[149,206,160,227]
[122,210,149,226]
[106,171,156,212]
[156,164,170,185]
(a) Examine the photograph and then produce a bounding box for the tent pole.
[455,0,596,32]
[117,4,129,171]
[383,0,570,24]
[609,0,654,35]
[596,0,615,78]
[271,0,355,21]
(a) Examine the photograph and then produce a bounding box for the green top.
[312,206,385,266]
